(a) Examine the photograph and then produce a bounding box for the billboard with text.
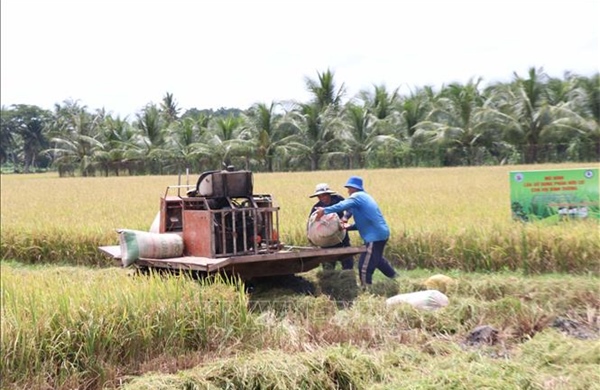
[509,168,599,222]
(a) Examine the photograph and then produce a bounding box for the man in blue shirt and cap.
[314,176,397,287]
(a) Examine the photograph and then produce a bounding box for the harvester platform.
[99,245,365,279]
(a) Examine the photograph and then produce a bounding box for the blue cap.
[344,176,364,191]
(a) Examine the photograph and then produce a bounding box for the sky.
[1,0,599,119]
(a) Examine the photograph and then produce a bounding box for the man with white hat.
[314,176,397,287]
[308,183,354,270]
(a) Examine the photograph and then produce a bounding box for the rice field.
[1,163,598,272]
[1,163,599,389]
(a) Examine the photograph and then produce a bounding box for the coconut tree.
[340,102,401,169]
[575,73,600,125]
[492,67,556,163]
[412,79,498,165]
[304,68,346,112]
[354,83,413,167]
[202,115,253,170]
[282,102,344,171]
[380,86,438,166]
[280,69,348,170]
[545,73,575,106]
[131,104,170,174]
[46,101,104,176]
[545,73,600,161]
[160,92,180,125]
[242,102,299,172]
[1,105,51,172]
[94,115,136,176]
[0,106,19,168]
[358,84,400,120]
[570,73,600,160]
[485,67,594,163]
[165,116,212,173]
[400,86,436,138]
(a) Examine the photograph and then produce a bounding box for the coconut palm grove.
[1,67,598,176]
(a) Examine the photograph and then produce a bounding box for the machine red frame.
[99,169,364,279]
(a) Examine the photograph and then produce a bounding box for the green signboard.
[509,168,600,222]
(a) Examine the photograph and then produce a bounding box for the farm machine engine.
[160,166,280,258]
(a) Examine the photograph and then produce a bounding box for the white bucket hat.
[309,183,336,198]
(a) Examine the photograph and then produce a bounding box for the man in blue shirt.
[308,183,354,270]
[314,176,397,286]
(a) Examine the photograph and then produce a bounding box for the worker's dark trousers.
[322,256,354,270]
[358,240,396,285]
[322,237,354,270]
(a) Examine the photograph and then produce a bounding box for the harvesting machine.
[99,167,364,280]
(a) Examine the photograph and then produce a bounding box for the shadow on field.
[245,269,401,314]
[245,274,317,296]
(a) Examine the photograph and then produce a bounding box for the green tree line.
[1,67,598,176]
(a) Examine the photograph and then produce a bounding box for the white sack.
[386,290,449,311]
[118,229,184,267]
[307,212,345,247]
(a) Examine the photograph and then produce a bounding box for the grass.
[121,336,600,390]
[0,262,253,389]
[1,262,598,389]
